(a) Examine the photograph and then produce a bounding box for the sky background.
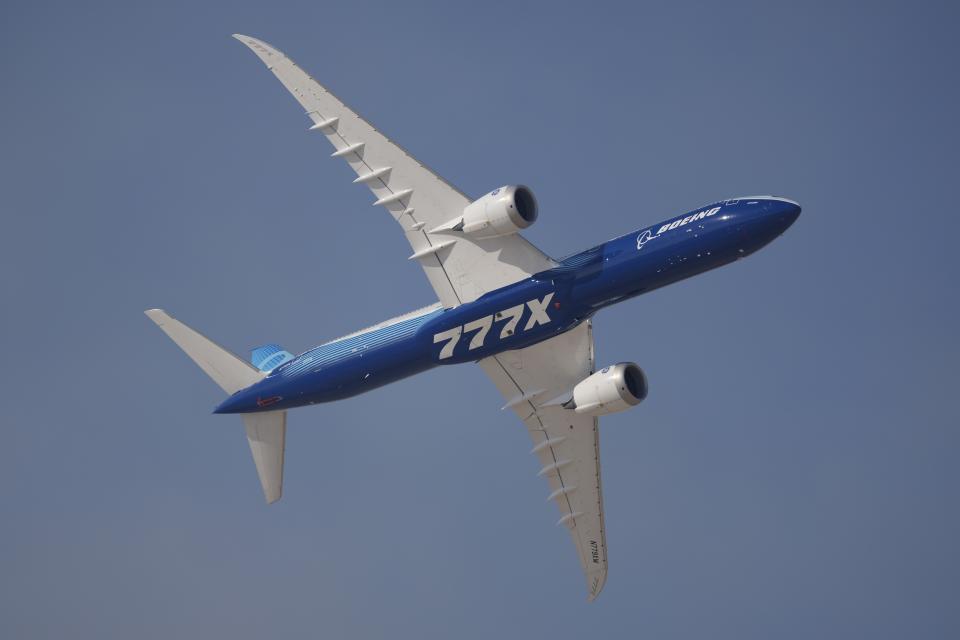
[2,0,958,637]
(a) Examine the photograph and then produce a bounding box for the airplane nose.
[784,200,801,225]
[768,198,801,232]
[783,202,801,231]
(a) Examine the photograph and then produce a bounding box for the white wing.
[478,321,608,601]
[234,35,555,308]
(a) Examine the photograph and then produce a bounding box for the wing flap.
[478,321,608,601]
[233,35,556,307]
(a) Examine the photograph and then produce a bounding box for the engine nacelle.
[567,363,648,416]
[459,185,538,239]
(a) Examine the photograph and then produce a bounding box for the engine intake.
[567,363,648,416]
[458,185,538,238]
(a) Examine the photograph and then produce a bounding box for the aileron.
[200,35,802,604]
[477,321,609,601]
[233,34,555,308]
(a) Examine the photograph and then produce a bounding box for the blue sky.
[1,1,958,637]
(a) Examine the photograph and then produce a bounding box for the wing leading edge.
[478,321,608,601]
[233,34,605,598]
[233,35,555,308]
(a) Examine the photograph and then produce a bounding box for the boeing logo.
[636,206,722,251]
[146,31,805,602]
[635,229,654,250]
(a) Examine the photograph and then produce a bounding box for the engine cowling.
[567,363,648,416]
[459,185,538,239]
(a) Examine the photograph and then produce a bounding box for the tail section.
[145,309,286,503]
[250,343,294,372]
[242,411,286,503]
[145,309,264,393]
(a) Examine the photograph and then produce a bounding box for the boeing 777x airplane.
[146,35,801,601]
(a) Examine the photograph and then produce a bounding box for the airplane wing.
[233,35,556,308]
[477,321,608,601]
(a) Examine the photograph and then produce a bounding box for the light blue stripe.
[277,308,443,378]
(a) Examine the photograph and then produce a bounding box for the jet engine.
[455,185,538,239]
[566,363,648,416]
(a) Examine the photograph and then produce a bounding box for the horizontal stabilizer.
[145,309,264,394]
[243,411,286,503]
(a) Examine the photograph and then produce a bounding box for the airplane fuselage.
[215,196,800,414]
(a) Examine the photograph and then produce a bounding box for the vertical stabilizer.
[145,309,285,504]
[250,344,295,372]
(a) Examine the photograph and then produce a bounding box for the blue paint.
[250,344,295,372]
[214,197,800,414]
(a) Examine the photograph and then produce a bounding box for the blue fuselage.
[215,197,800,414]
